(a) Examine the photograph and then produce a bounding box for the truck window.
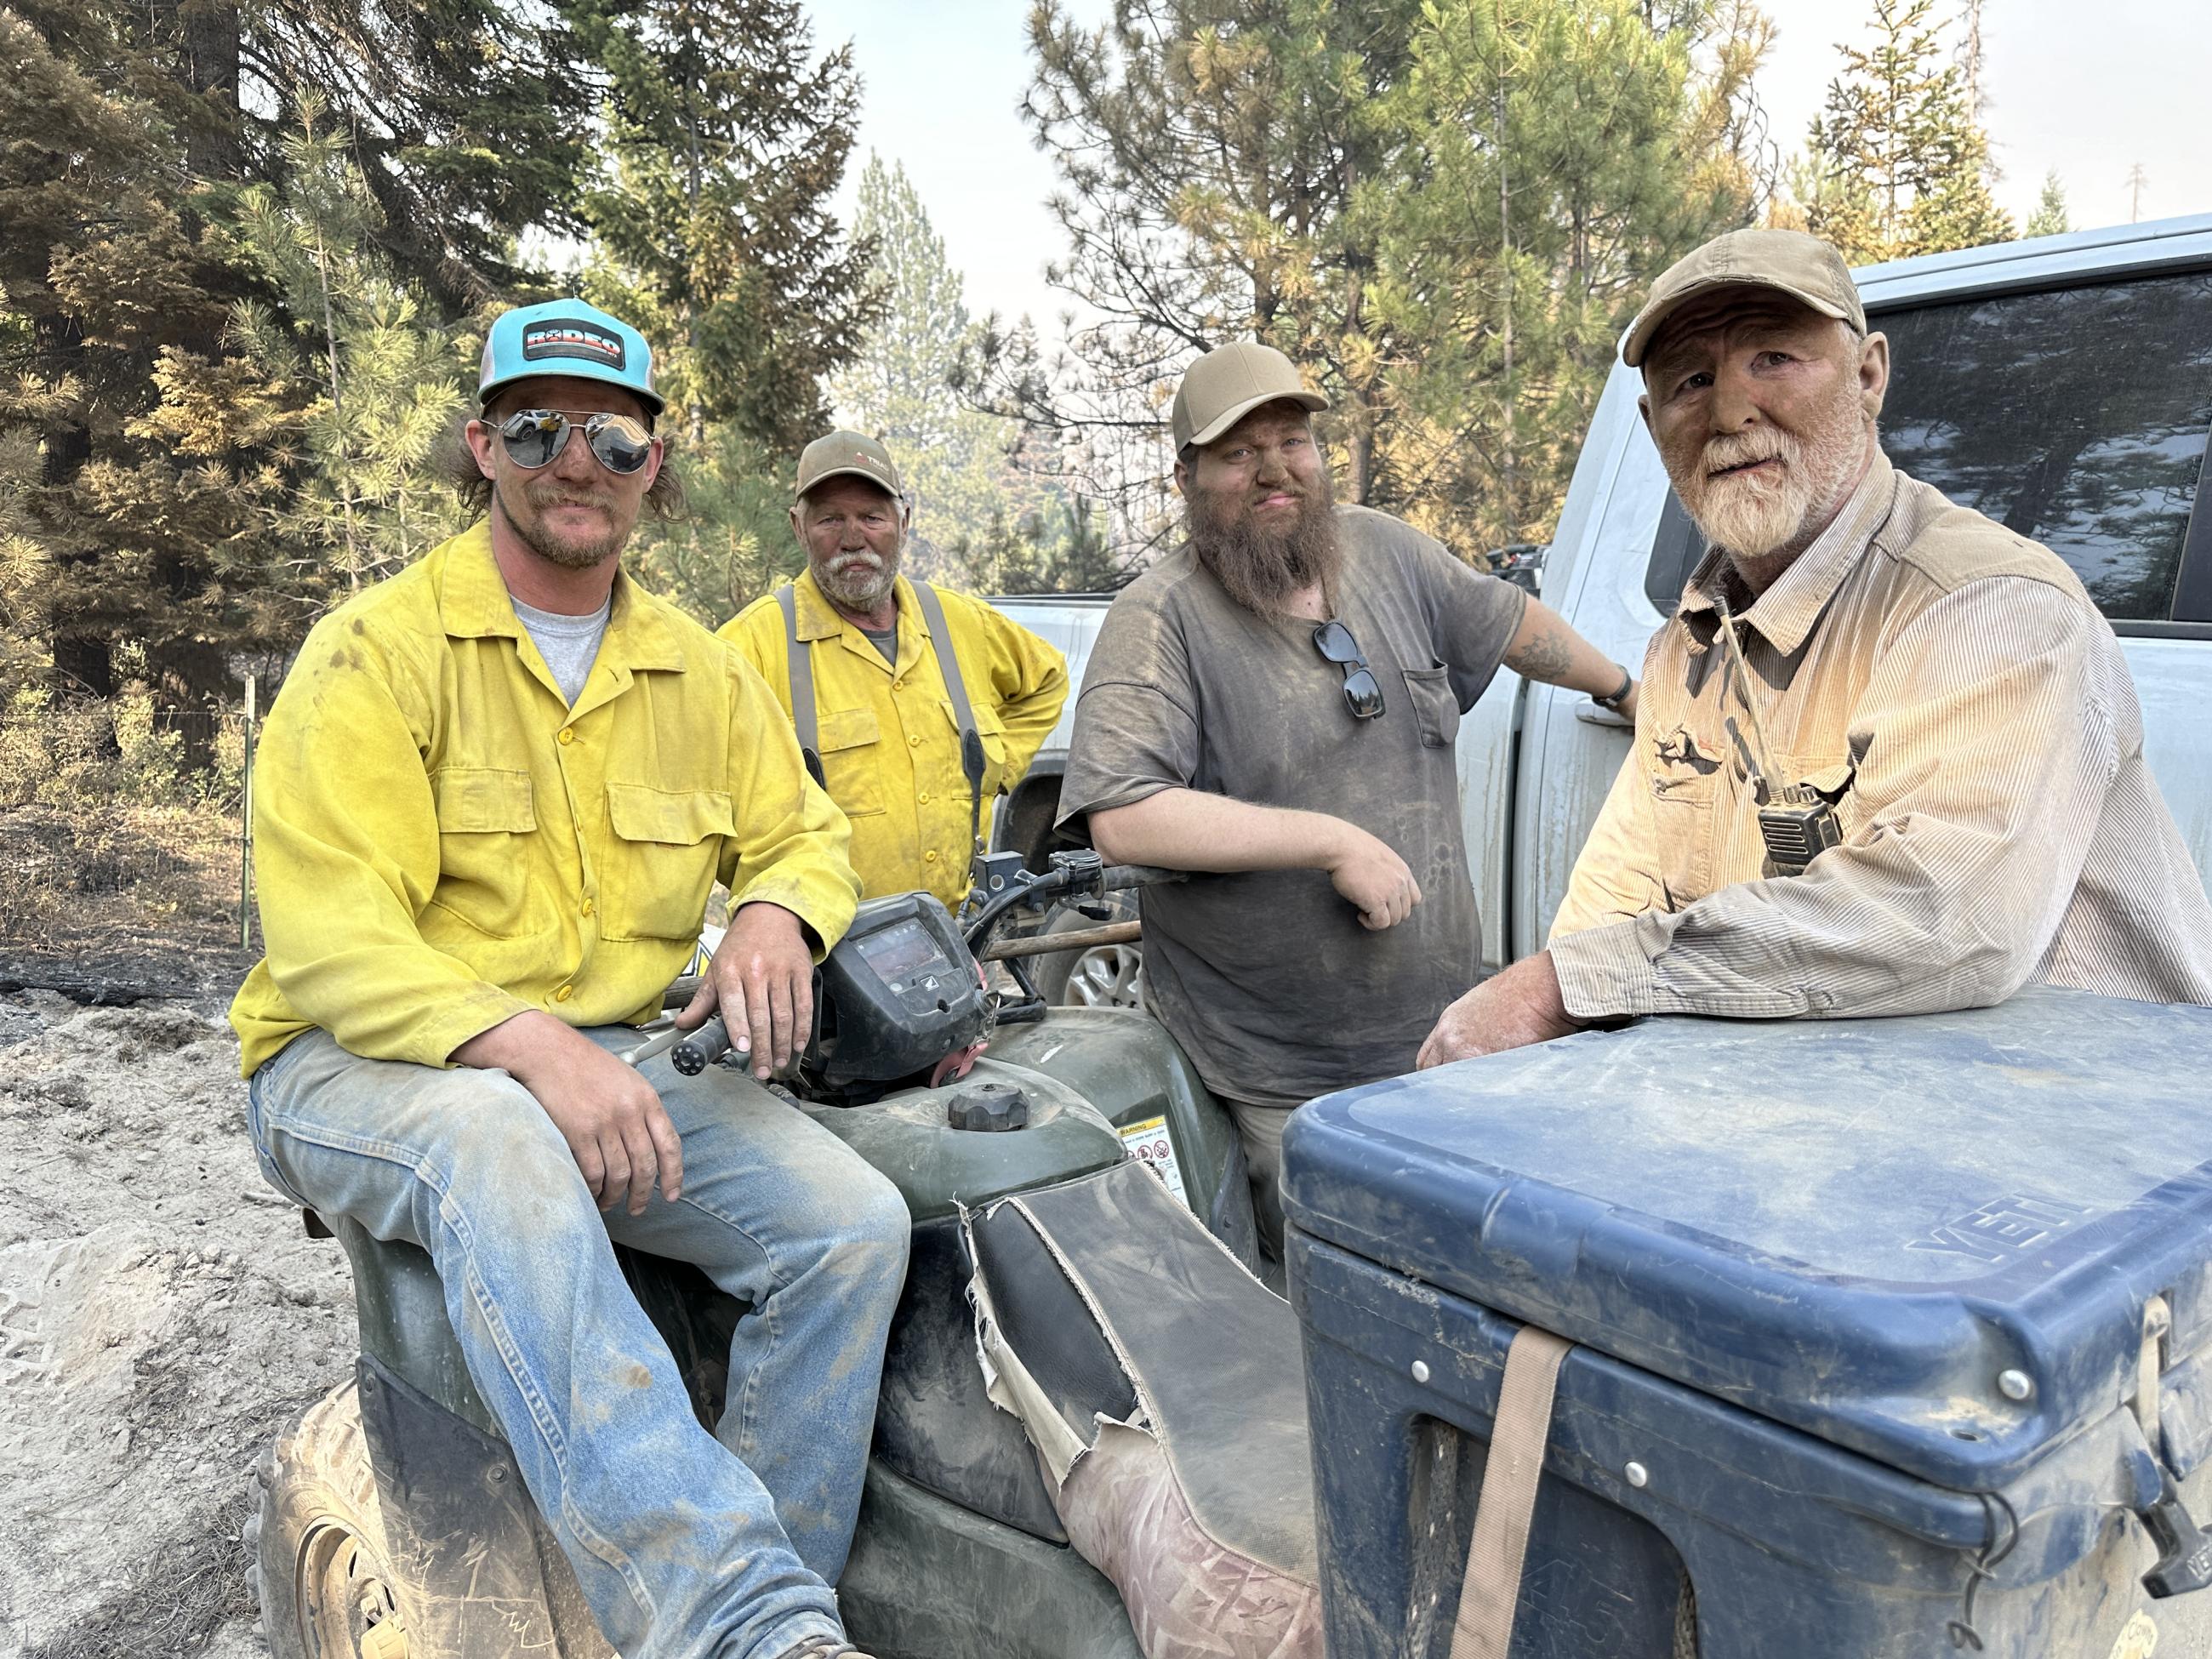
[1645,271,2212,623]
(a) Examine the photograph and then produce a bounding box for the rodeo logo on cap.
[522,318,627,370]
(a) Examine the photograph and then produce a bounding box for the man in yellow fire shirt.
[721,431,1068,910]
[229,299,904,1659]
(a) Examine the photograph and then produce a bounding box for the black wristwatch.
[1593,664,1633,713]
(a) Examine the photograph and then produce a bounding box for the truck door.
[1506,377,1676,962]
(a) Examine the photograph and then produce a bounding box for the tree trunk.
[178,0,242,181]
[34,311,112,700]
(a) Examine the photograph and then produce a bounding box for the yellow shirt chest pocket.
[938,698,1010,796]
[430,766,538,938]
[601,782,735,942]
[816,706,888,820]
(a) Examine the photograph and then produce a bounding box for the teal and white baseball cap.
[477,299,664,418]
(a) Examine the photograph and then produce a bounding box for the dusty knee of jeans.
[846,1165,912,1278]
[432,1075,585,1207]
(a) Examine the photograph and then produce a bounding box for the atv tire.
[1032,892,1145,1011]
[252,1379,430,1659]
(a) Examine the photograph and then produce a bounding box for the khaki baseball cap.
[1622,229,1866,368]
[1172,340,1329,453]
[794,430,904,506]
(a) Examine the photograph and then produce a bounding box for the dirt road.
[0,991,355,1658]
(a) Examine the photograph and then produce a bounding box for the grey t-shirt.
[510,593,612,706]
[1058,505,1527,1109]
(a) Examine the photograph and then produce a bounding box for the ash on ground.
[0,992,354,1658]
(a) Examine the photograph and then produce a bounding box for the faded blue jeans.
[247,1026,911,1659]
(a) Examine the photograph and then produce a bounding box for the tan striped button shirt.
[1549,450,2212,1020]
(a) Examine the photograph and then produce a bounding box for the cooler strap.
[773,586,825,787]
[1449,1324,1574,1659]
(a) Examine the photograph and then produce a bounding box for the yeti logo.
[1907,1194,2093,1265]
[522,319,625,370]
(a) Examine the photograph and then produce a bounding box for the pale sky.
[805,0,2212,328]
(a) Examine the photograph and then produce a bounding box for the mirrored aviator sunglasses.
[497,409,657,476]
[1312,619,1385,721]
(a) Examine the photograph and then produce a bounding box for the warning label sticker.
[1119,1115,1189,1209]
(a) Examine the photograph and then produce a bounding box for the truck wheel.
[252,1380,427,1659]
[1033,893,1146,1012]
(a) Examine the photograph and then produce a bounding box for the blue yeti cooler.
[1280,987,2212,1659]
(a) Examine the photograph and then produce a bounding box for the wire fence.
[0,697,261,974]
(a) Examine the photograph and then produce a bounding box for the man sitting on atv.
[1057,340,1640,1261]
[1419,229,2212,1065]
[228,298,908,1659]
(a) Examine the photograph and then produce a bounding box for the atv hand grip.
[672,1017,731,1076]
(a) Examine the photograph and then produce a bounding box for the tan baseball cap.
[1622,229,1866,368]
[794,430,904,506]
[1171,340,1329,453]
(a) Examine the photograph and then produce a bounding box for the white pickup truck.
[993,213,2212,993]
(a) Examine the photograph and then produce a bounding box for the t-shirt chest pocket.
[1400,664,1462,749]
[816,707,887,819]
[430,766,537,938]
[601,783,734,942]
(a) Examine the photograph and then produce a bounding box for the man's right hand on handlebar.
[452,1012,686,1216]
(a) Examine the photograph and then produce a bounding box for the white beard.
[815,547,897,611]
[1680,396,1869,560]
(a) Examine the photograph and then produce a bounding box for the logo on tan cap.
[1172,340,1330,453]
[795,430,904,506]
[1622,229,1867,368]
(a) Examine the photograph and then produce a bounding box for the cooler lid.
[1281,987,2212,1491]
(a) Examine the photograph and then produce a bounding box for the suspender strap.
[1449,1324,1575,1659]
[773,586,824,787]
[910,579,989,870]
[909,581,978,742]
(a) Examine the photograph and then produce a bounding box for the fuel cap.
[946,1080,1030,1132]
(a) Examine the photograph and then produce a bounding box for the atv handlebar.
[959,852,1181,959]
[642,854,1182,1063]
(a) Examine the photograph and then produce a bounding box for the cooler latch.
[2129,1297,2212,1599]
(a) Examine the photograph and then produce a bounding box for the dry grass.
[1,703,260,997]
[17,1484,259,1659]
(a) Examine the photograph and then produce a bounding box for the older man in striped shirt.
[1420,228,2212,1066]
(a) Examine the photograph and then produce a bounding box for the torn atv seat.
[964,1160,1321,1659]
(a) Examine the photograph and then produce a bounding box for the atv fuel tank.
[802,1057,1123,1222]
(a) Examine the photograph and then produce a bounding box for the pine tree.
[624,426,801,626]
[1367,0,1773,551]
[0,0,595,712]
[0,1,282,707]
[221,100,471,596]
[829,156,1078,588]
[581,0,879,454]
[1799,0,2014,265]
[986,0,1772,560]
[2023,171,2072,239]
[1003,0,1424,538]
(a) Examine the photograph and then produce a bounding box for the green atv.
[246,851,1261,1659]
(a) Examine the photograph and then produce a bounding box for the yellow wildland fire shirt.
[230,522,860,1077]
[720,571,1068,910]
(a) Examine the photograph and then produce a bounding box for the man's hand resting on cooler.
[679,900,814,1080]
[453,1013,685,1217]
[1417,951,1582,1069]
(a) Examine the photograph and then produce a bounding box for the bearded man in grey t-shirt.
[1058,341,1639,1259]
